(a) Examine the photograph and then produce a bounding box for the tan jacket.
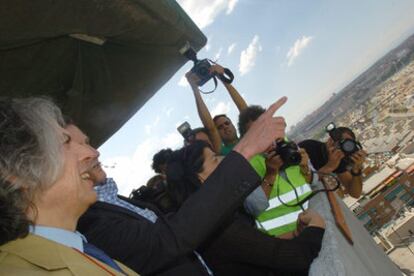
[0,234,139,275]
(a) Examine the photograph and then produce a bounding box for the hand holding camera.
[273,140,302,169]
[181,43,234,90]
[264,150,283,175]
[209,64,225,75]
[325,140,345,172]
[349,150,367,175]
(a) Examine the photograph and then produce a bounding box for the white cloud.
[286,35,313,66]
[226,0,238,14]
[214,47,223,60]
[161,132,183,149]
[239,35,262,76]
[227,43,236,55]
[205,96,217,104]
[178,76,189,87]
[177,0,239,29]
[165,107,174,117]
[204,35,213,52]
[145,125,152,135]
[102,131,184,196]
[211,101,231,117]
[144,116,160,135]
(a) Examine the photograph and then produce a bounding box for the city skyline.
[99,0,414,195]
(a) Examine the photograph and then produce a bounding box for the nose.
[79,143,99,161]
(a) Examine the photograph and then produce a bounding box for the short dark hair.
[238,105,265,137]
[166,140,209,208]
[146,174,165,189]
[213,114,228,124]
[336,127,356,140]
[152,148,173,173]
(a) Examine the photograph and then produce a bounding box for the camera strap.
[199,76,219,94]
[199,61,235,94]
[277,170,341,209]
[217,67,234,84]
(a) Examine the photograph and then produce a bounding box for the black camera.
[275,140,302,168]
[130,180,175,214]
[325,122,362,157]
[180,42,234,87]
[177,121,194,142]
[192,59,214,87]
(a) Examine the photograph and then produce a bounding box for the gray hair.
[0,97,65,221]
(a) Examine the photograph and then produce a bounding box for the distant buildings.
[345,157,414,234]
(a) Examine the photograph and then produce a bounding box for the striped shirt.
[95,178,158,223]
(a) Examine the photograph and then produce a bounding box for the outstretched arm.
[210,64,248,112]
[78,97,288,274]
[186,72,222,154]
[224,82,248,112]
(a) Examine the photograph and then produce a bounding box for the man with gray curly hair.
[0,97,138,275]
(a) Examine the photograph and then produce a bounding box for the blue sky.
[99,0,414,195]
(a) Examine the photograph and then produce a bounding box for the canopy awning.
[0,0,206,146]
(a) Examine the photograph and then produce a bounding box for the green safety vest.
[250,155,312,236]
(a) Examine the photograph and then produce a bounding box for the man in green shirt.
[186,64,247,155]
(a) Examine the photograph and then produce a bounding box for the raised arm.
[209,64,248,112]
[78,97,289,274]
[337,149,367,198]
[186,72,222,154]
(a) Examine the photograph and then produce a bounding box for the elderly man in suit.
[0,98,138,275]
[76,97,289,275]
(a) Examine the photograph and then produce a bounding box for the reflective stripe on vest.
[256,165,311,236]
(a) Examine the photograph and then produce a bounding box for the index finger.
[265,96,288,118]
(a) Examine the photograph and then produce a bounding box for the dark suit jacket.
[200,212,324,276]
[78,151,261,275]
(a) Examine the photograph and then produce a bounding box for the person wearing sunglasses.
[186,63,247,156]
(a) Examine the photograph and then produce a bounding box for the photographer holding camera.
[238,105,316,239]
[298,126,367,198]
[186,63,247,155]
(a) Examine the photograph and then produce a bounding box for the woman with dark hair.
[166,141,326,276]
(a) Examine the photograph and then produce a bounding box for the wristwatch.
[350,169,362,176]
[262,178,274,187]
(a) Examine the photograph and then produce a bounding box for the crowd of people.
[0,64,368,276]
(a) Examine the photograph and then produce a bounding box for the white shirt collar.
[30,225,85,252]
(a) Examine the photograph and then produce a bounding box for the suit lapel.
[0,234,67,270]
[0,234,135,275]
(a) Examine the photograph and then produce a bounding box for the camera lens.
[276,141,302,167]
[286,151,302,165]
[341,139,356,154]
